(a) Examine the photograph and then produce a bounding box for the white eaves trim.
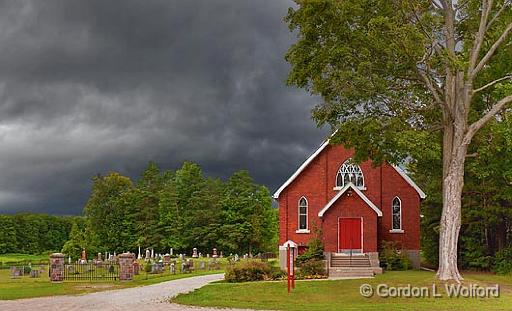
[272,140,329,199]
[272,138,427,200]
[318,183,383,217]
[392,165,426,199]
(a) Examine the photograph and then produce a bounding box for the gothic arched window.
[392,197,402,230]
[336,158,364,188]
[298,197,308,230]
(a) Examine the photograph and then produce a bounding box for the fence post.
[119,252,135,281]
[49,253,65,282]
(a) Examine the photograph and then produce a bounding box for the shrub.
[297,259,326,279]
[144,263,152,273]
[296,229,325,266]
[23,266,32,275]
[380,241,411,271]
[225,260,274,282]
[269,265,286,280]
[494,247,512,274]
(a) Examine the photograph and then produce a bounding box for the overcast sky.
[0,0,329,215]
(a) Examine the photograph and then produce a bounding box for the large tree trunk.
[437,71,471,282]
[437,147,466,282]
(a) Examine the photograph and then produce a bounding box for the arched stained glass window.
[336,158,364,188]
[392,197,402,230]
[298,197,308,230]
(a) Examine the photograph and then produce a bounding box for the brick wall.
[278,144,421,252]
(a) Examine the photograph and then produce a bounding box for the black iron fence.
[63,263,119,281]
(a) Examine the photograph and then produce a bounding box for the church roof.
[272,139,426,200]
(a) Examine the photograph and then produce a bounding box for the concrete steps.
[328,254,382,278]
[331,255,371,267]
[328,267,376,278]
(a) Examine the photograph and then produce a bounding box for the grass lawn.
[0,253,228,300]
[173,270,512,311]
[0,253,49,263]
[0,268,223,300]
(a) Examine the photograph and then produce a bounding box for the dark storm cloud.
[0,0,328,214]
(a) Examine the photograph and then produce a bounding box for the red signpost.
[287,245,295,293]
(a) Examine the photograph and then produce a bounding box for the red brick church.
[274,139,425,275]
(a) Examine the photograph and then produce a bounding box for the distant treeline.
[0,213,74,254]
[63,161,278,259]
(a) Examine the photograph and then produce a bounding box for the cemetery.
[0,247,231,300]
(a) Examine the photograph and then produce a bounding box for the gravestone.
[67,265,75,274]
[163,254,170,266]
[145,249,151,261]
[50,253,65,282]
[192,248,198,258]
[199,261,206,270]
[9,267,21,279]
[170,262,176,274]
[30,269,40,278]
[151,263,163,274]
[133,262,140,275]
[79,249,87,264]
[119,252,135,281]
[212,248,218,258]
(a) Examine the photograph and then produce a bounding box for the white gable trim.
[392,165,426,199]
[272,140,329,199]
[318,183,383,217]
[272,139,426,200]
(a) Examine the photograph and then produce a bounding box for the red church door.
[338,218,362,253]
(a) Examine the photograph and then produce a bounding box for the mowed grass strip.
[0,253,49,263]
[173,271,512,311]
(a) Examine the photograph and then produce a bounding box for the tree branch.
[468,0,493,76]
[487,0,512,31]
[464,95,512,143]
[432,0,443,10]
[473,22,512,77]
[417,67,444,105]
[473,75,512,93]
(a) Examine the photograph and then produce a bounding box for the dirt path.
[0,273,252,311]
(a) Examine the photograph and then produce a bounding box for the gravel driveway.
[0,273,253,311]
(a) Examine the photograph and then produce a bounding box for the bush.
[269,265,286,280]
[23,266,32,275]
[144,263,152,273]
[225,260,276,282]
[380,241,411,271]
[297,259,326,279]
[296,232,324,266]
[494,247,512,274]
